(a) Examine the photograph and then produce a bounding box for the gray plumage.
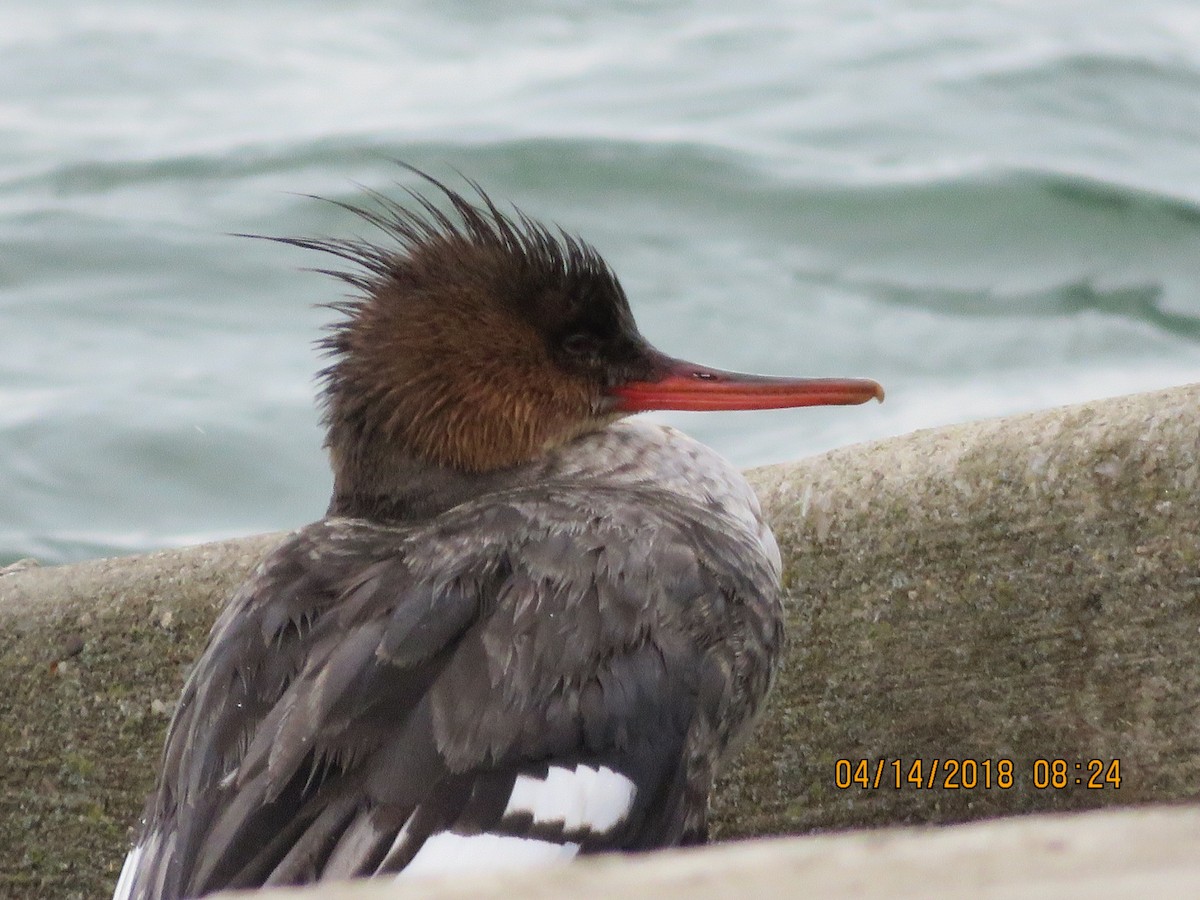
[119,421,783,898]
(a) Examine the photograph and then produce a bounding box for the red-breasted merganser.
[114,169,882,899]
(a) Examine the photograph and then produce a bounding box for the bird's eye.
[562,333,598,357]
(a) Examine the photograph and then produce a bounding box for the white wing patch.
[504,763,636,834]
[111,843,143,900]
[398,832,580,879]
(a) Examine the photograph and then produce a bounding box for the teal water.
[3,2,1200,565]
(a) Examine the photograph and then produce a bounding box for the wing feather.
[121,484,780,898]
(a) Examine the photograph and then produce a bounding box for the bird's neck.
[325,419,743,526]
[326,440,511,523]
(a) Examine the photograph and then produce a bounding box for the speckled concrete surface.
[2,383,1198,898]
[212,804,1200,900]
[716,380,1200,837]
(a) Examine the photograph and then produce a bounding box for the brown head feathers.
[272,167,656,486]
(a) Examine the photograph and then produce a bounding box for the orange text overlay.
[833,758,1122,790]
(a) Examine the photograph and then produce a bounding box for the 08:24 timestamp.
[834,758,1122,790]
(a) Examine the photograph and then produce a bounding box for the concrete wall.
[211,805,1200,900]
[2,383,1198,898]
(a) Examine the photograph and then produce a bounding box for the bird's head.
[278,169,882,491]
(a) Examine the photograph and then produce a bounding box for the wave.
[11,133,1200,226]
[8,134,1200,339]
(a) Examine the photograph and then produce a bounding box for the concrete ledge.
[2,383,1199,897]
[213,804,1200,899]
[717,380,1200,836]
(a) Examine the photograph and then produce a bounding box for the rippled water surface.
[3,1,1199,564]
